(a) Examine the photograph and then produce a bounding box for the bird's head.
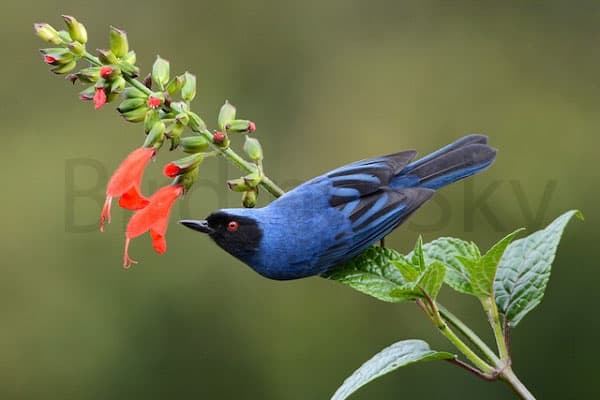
[180,210,263,265]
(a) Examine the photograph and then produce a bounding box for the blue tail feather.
[391,135,496,191]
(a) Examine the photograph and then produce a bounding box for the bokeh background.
[1,0,598,398]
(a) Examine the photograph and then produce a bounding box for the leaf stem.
[481,297,510,361]
[436,302,501,366]
[419,296,494,374]
[81,52,286,198]
[445,358,496,381]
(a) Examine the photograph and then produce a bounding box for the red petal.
[118,187,150,210]
[163,163,181,178]
[106,147,155,198]
[93,88,107,110]
[44,55,56,64]
[126,185,183,240]
[150,229,167,254]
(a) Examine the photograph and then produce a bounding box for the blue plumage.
[180,135,496,280]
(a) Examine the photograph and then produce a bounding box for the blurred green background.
[1,0,598,398]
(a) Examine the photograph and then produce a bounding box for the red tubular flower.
[123,184,183,268]
[93,88,107,110]
[100,147,155,232]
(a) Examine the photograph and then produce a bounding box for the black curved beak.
[179,219,213,234]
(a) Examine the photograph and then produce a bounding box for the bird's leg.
[380,236,386,248]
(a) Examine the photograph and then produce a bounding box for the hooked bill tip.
[179,219,212,234]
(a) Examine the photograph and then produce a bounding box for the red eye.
[227,221,239,232]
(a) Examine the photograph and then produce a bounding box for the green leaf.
[467,228,525,298]
[323,247,420,303]
[411,235,426,272]
[415,261,446,299]
[494,210,582,327]
[392,257,419,282]
[420,237,480,295]
[331,340,454,400]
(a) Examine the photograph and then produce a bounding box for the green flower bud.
[242,188,258,208]
[187,112,206,132]
[242,171,261,187]
[110,76,126,94]
[173,165,199,192]
[227,178,252,192]
[181,71,196,101]
[106,91,120,103]
[225,119,254,134]
[79,85,96,101]
[144,109,160,133]
[62,15,87,44]
[120,106,148,123]
[165,122,185,151]
[52,60,77,75]
[57,30,72,43]
[109,26,129,58]
[144,121,166,149]
[152,55,170,89]
[118,61,139,77]
[180,135,210,154]
[243,136,263,162]
[166,75,185,95]
[163,153,204,177]
[169,133,181,151]
[117,98,147,113]
[97,49,118,65]
[124,50,136,65]
[218,100,236,131]
[34,23,62,45]
[74,67,99,83]
[170,101,189,113]
[123,86,146,99]
[67,41,85,56]
[175,112,189,126]
[40,48,73,65]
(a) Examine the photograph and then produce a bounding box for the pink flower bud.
[163,163,181,178]
[248,121,256,133]
[44,55,57,64]
[147,96,161,109]
[100,66,114,79]
[213,131,226,144]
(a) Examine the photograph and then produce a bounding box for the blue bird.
[180,135,496,280]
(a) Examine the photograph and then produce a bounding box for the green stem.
[437,302,502,366]
[501,368,536,400]
[423,298,494,374]
[481,297,510,361]
[81,52,285,198]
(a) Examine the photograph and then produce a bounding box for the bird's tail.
[393,134,497,190]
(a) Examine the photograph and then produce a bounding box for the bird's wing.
[326,150,417,206]
[315,151,433,270]
[317,187,434,269]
